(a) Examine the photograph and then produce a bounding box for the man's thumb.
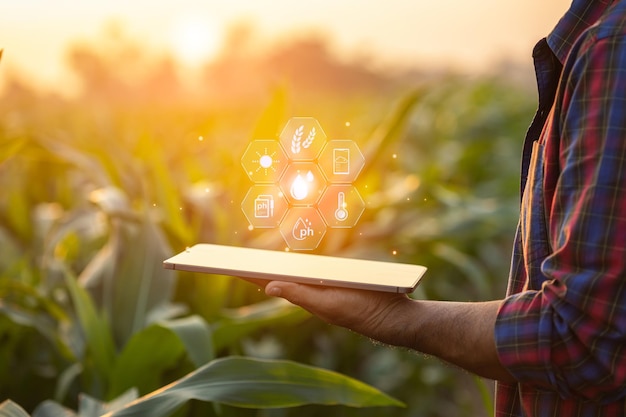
[265,281,304,300]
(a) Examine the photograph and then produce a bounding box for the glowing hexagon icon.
[318,140,365,184]
[242,140,288,184]
[279,162,326,207]
[279,207,327,251]
[279,117,327,161]
[241,185,289,229]
[318,185,365,228]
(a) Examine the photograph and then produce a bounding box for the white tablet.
[163,244,427,293]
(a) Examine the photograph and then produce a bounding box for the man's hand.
[265,281,415,347]
[263,280,516,382]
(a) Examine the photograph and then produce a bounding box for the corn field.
[0,36,535,416]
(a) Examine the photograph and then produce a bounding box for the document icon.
[254,195,274,218]
[333,148,350,175]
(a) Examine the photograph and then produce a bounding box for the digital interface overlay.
[241,117,365,250]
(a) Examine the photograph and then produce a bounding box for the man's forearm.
[398,299,516,382]
[264,281,516,382]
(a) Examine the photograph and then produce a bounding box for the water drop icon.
[290,174,308,200]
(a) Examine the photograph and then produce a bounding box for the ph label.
[292,217,314,241]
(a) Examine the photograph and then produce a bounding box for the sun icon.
[252,148,281,175]
[242,140,288,183]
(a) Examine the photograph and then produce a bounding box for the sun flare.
[169,15,222,67]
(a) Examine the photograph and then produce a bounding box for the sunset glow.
[0,0,571,94]
[169,15,223,67]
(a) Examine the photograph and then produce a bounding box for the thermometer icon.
[334,192,348,221]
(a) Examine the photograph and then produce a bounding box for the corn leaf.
[105,356,404,417]
[77,389,138,417]
[63,268,116,384]
[111,218,177,344]
[0,400,31,417]
[251,86,288,138]
[109,316,213,398]
[360,90,423,177]
[0,138,26,165]
[136,134,193,243]
[32,400,77,417]
[0,300,75,361]
[157,315,214,367]
[212,298,309,352]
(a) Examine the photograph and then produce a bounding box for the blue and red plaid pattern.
[494,0,626,415]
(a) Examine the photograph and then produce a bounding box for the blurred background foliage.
[0,22,535,417]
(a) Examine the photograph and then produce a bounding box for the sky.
[1,0,572,94]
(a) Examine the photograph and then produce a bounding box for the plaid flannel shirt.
[494,0,626,415]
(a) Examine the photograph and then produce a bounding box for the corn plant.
[0,33,535,415]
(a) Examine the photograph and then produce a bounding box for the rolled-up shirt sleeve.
[495,32,626,403]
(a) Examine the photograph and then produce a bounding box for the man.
[263,0,626,415]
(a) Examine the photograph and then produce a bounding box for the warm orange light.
[169,15,222,67]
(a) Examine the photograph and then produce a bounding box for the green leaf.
[0,400,31,417]
[108,315,213,398]
[432,243,490,298]
[32,400,77,417]
[77,389,138,417]
[88,187,133,219]
[473,376,495,417]
[78,210,179,346]
[54,363,83,403]
[360,89,423,177]
[37,138,112,189]
[63,268,116,384]
[100,389,139,415]
[0,138,26,165]
[109,325,184,398]
[251,86,288,138]
[212,298,309,352]
[157,315,214,367]
[0,299,75,361]
[105,356,404,417]
[136,134,193,243]
[77,394,106,417]
[3,165,33,241]
[110,217,178,344]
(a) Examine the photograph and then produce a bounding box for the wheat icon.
[291,125,304,154]
[303,127,316,149]
[291,125,317,154]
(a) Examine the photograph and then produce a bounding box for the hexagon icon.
[279,207,327,251]
[318,185,365,228]
[279,162,326,206]
[318,140,365,184]
[242,140,288,184]
[279,117,327,161]
[241,185,288,228]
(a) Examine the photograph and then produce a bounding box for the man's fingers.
[265,281,345,320]
[265,281,314,306]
